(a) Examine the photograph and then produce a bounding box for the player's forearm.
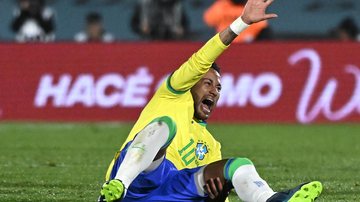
[219,16,250,45]
[219,27,238,46]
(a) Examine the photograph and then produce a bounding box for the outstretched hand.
[241,0,278,25]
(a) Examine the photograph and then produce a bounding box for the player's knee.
[150,116,177,149]
[223,158,253,181]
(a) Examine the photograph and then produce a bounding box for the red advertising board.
[0,42,359,123]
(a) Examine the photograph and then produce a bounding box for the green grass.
[0,123,359,201]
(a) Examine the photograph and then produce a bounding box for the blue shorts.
[109,141,207,202]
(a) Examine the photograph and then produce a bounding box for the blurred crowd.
[5,0,360,43]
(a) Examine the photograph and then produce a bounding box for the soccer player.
[99,0,323,201]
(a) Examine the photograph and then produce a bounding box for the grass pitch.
[0,123,359,201]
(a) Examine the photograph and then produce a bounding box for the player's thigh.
[149,167,207,201]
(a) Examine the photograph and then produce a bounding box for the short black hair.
[86,12,102,24]
[211,63,221,75]
[338,17,359,39]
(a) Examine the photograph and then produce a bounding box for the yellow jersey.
[117,33,228,170]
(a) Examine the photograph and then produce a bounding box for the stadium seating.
[0,0,359,41]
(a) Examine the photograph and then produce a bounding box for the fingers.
[204,183,215,199]
[243,0,278,24]
[215,177,223,193]
[264,13,278,20]
[204,177,224,199]
[263,0,278,20]
[209,178,219,198]
[211,178,220,196]
[264,0,275,6]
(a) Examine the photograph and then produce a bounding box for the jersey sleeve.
[166,33,228,94]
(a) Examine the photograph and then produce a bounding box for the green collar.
[193,118,207,127]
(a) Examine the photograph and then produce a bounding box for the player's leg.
[202,158,275,201]
[114,116,176,188]
[143,158,270,202]
[202,158,323,202]
[100,116,177,202]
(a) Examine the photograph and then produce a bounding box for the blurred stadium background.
[0,0,360,41]
[1,0,360,201]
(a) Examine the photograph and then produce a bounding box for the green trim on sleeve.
[166,73,187,95]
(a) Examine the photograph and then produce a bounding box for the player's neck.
[193,117,207,126]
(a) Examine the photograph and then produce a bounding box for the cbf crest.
[195,141,209,160]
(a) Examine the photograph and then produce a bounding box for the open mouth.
[201,98,214,114]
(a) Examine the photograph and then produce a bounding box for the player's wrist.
[241,15,252,25]
[229,16,250,35]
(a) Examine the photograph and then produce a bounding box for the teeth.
[202,104,210,113]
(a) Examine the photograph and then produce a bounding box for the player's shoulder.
[153,77,191,102]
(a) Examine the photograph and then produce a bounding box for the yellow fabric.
[106,34,228,179]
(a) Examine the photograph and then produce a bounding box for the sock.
[225,158,275,202]
[115,116,176,189]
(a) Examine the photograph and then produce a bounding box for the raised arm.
[220,0,278,45]
[167,0,277,94]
